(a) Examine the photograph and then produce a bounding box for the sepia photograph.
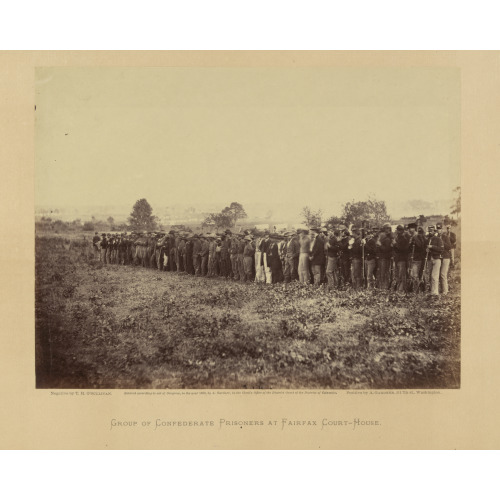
[35,65,461,390]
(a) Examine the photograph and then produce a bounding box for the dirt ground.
[35,234,461,389]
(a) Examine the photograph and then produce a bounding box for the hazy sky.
[35,66,460,217]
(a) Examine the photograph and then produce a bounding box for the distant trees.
[202,212,234,230]
[128,198,158,231]
[301,206,323,227]
[340,197,391,227]
[324,215,344,228]
[303,196,391,230]
[202,202,247,230]
[222,202,247,226]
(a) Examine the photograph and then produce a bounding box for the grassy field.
[35,234,461,390]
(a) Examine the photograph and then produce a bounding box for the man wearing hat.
[284,231,300,283]
[268,234,284,283]
[348,227,363,289]
[364,229,378,289]
[325,229,341,289]
[177,234,186,272]
[260,230,272,284]
[406,224,423,291]
[200,235,210,276]
[99,233,107,263]
[439,223,452,295]
[192,233,202,275]
[423,225,435,287]
[229,233,240,280]
[92,232,101,260]
[107,233,115,264]
[243,235,255,282]
[214,236,222,276]
[253,232,265,283]
[207,235,216,277]
[146,233,156,268]
[237,233,246,282]
[133,233,144,267]
[154,233,166,270]
[129,233,137,266]
[185,233,194,274]
[298,229,311,283]
[310,227,325,286]
[407,223,426,292]
[445,224,457,268]
[427,224,444,296]
[117,233,126,266]
[218,232,229,279]
[392,224,410,292]
[376,223,393,289]
[339,228,351,286]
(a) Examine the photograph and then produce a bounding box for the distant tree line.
[300,187,461,229]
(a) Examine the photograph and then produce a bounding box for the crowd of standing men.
[92,221,457,297]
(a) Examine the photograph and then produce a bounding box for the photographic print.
[35,65,461,390]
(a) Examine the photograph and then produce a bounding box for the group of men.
[91,221,457,297]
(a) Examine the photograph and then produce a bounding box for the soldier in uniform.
[364,229,378,289]
[237,234,246,282]
[325,229,341,289]
[243,235,255,282]
[128,233,136,266]
[319,226,329,283]
[219,232,229,279]
[283,231,300,283]
[376,224,393,289]
[349,227,363,289]
[207,235,216,277]
[107,233,114,264]
[310,227,325,286]
[177,234,186,272]
[392,224,410,292]
[260,231,272,284]
[214,236,222,277]
[298,229,311,284]
[268,234,284,283]
[168,230,177,271]
[153,233,164,270]
[407,223,426,292]
[192,234,202,276]
[427,224,444,296]
[92,232,101,260]
[118,233,127,265]
[445,224,457,267]
[185,234,194,275]
[147,233,156,268]
[439,223,452,295]
[338,229,351,286]
[100,233,108,264]
[254,232,265,283]
[200,235,210,276]
[230,234,240,280]
[174,232,182,271]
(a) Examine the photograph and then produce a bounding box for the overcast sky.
[35,66,460,218]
